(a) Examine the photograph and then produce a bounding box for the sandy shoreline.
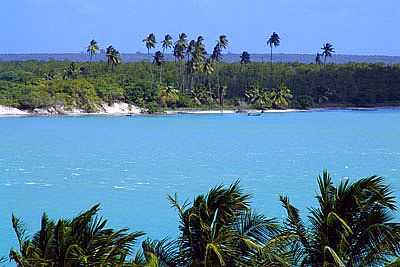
[0,104,398,117]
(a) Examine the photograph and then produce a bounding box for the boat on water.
[247,112,262,116]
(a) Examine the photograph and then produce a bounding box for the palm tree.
[211,35,229,109]
[158,85,179,108]
[187,37,207,90]
[269,83,293,109]
[267,32,280,87]
[162,34,173,54]
[280,170,400,267]
[240,51,251,65]
[174,33,188,92]
[168,181,290,266]
[86,39,99,63]
[143,33,157,57]
[245,86,272,110]
[321,42,334,65]
[202,58,215,105]
[217,35,229,49]
[10,204,144,266]
[153,51,165,83]
[106,45,121,71]
[130,238,180,267]
[240,51,251,88]
[315,52,322,65]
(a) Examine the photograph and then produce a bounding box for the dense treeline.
[5,171,400,266]
[1,60,400,112]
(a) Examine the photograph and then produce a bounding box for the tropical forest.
[1,33,400,113]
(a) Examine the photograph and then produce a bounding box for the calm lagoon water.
[0,109,400,259]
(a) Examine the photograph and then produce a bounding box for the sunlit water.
[1,109,400,261]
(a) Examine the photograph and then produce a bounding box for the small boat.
[247,112,262,116]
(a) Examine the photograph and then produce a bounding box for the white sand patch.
[100,102,142,114]
[261,109,304,113]
[0,105,28,115]
[178,110,236,114]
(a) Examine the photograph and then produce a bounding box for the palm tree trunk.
[160,66,162,84]
[270,46,273,88]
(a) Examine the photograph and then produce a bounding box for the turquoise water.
[1,109,400,260]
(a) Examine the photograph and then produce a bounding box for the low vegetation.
[6,171,400,266]
[1,60,400,113]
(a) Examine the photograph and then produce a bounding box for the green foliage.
[245,86,272,109]
[10,204,144,267]
[295,95,314,109]
[1,61,400,112]
[280,171,400,266]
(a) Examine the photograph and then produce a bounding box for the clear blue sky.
[1,0,399,55]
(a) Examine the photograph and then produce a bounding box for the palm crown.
[143,33,157,55]
[106,45,121,70]
[162,34,173,52]
[240,51,251,64]
[280,170,400,266]
[267,32,280,48]
[321,42,335,64]
[86,39,99,61]
[10,204,144,266]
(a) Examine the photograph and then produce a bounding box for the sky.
[1,0,399,55]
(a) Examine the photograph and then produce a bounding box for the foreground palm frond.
[280,170,400,267]
[10,204,144,267]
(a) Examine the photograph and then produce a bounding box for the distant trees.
[245,86,272,109]
[2,60,400,112]
[245,83,293,109]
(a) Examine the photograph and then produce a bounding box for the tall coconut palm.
[174,33,188,92]
[202,58,215,105]
[168,181,290,266]
[211,35,229,109]
[240,51,251,88]
[162,34,173,53]
[106,45,121,71]
[321,42,334,65]
[10,204,144,267]
[187,37,207,90]
[153,50,165,83]
[143,33,157,57]
[280,170,400,267]
[267,32,280,87]
[86,39,99,63]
